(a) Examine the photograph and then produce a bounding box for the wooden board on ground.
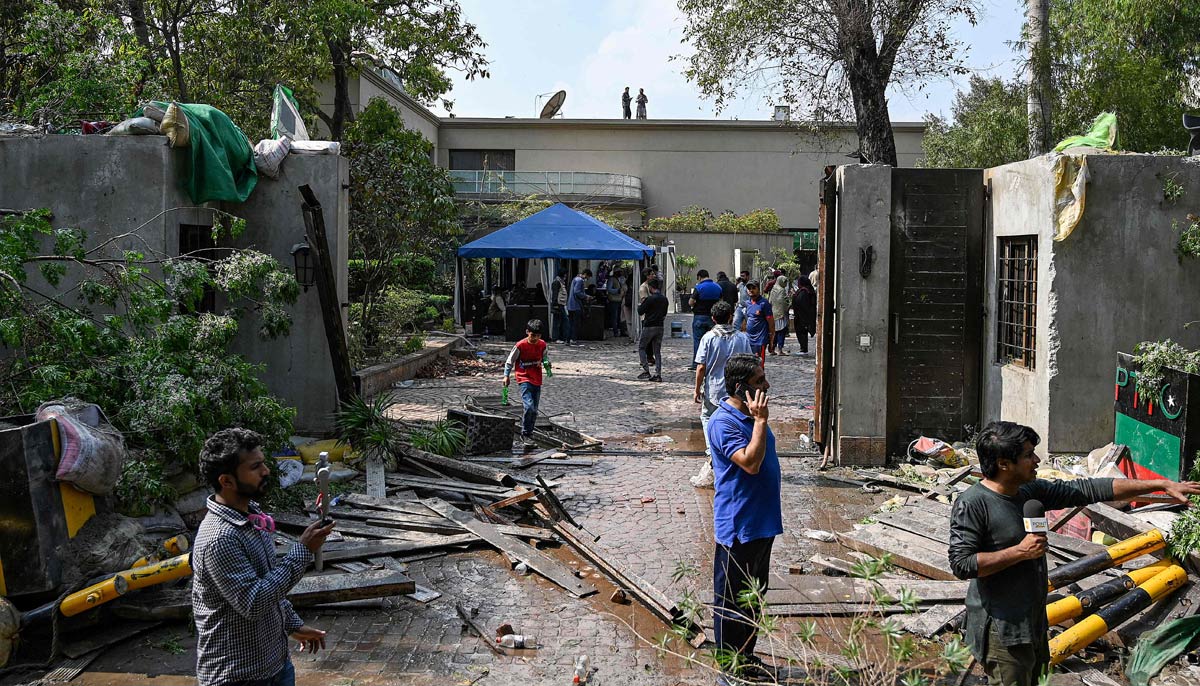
[338,493,442,516]
[513,449,557,469]
[386,474,519,499]
[41,649,102,682]
[274,512,468,543]
[369,556,443,603]
[837,526,957,580]
[897,604,962,638]
[801,554,858,576]
[767,576,967,606]
[466,457,595,467]
[423,498,595,597]
[289,570,415,606]
[313,535,477,562]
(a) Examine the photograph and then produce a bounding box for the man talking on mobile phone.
[948,421,1200,686]
[705,353,782,684]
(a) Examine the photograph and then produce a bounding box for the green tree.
[346,97,460,348]
[0,209,298,513]
[922,76,1028,168]
[677,0,978,166]
[924,0,1200,167]
[1,0,151,125]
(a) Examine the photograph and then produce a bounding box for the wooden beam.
[490,487,538,510]
[513,449,557,469]
[298,184,355,405]
[395,446,517,487]
[288,570,415,606]
[836,527,957,580]
[423,498,595,598]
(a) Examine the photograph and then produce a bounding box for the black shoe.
[637,371,651,380]
[650,375,663,382]
[738,655,779,683]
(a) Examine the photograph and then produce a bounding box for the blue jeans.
[564,308,577,343]
[772,326,789,352]
[519,382,541,436]
[691,314,713,364]
[733,305,746,331]
[226,660,295,686]
[607,300,622,335]
[552,305,568,341]
[714,536,774,658]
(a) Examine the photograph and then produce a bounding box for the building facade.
[318,69,927,233]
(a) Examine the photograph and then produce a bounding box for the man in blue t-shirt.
[688,269,723,371]
[742,280,775,365]
[705,353,781,684]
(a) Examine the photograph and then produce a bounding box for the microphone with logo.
[1023,499,1049,558]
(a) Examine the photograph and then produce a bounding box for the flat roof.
[439,117,926,132]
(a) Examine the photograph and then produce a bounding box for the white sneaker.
[690,461,715,488]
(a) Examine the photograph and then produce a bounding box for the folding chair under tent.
[454,203,655,341]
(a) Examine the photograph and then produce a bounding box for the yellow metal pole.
[1046,560,1172,625]
[118,553,193,591]
[59,575,130,617]
[1047,529,1165,591]
[131,534,191,568]
[1049,564,1187,665]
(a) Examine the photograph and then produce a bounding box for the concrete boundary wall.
[833,164,892,465]
[0,135,349,434]
[984,154,1200,452]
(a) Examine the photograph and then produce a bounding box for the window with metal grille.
[996,236,1038,369]
[179,224,218,314]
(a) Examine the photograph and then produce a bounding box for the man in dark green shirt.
[948,421,1200,686]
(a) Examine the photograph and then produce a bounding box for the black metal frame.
[996,235,1038,369]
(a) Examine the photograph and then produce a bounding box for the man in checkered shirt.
[192,428,335,686]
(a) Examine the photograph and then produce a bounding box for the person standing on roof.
[636,88,648,119]
[504,319,552,450]
[622,87,632,119]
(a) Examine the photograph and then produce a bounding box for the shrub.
[403,333,426,355]
[408,419,466,457]
[647,207,780,233]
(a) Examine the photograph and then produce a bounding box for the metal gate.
[813,168,837,447]
[886,169,984,455]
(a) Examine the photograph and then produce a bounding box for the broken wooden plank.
[765,603,909,617]
[803,554,858,576]
[386,474,519,498]
[836,526,957,580]
[897,604,962,638]
[513,449,557,469]
[337,493,443,516]
[552,520,691,633]
[396,446,517,487]
[767,577,967,606]
[490,487,538,510]
[288,570,415,606]
[922,465,974,500]
[273,512,467,543]
[317,537,476,562]
[423,498,595,597]
[369,556,443,603]
[466,457,595,467]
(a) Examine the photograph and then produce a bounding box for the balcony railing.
[449,170,643,204]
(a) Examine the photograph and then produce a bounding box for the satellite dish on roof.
[539,90,567,118]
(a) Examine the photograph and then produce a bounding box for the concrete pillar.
[834,165,892,466]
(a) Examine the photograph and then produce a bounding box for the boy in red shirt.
[503,319,552,449]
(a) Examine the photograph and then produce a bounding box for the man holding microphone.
[948,421,1200,686]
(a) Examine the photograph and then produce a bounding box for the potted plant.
[675,253,697,312]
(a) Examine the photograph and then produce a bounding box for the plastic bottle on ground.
[572,654,591,683]
[496,634,535,648]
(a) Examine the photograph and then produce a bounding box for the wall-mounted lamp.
[290,239,315,292]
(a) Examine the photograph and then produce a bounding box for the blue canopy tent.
[453,203,655,336]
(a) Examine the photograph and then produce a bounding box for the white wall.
[439,119,926,230]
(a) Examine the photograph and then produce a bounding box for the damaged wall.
[984,154,1200,452]
[832,164,892,465]
[0,135,349,434]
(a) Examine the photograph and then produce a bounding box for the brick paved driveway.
[72,318,885,686]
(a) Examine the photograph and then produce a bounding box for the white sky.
[431,0,1027,122]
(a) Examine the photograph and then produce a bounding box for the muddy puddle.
[610,418,815,455]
